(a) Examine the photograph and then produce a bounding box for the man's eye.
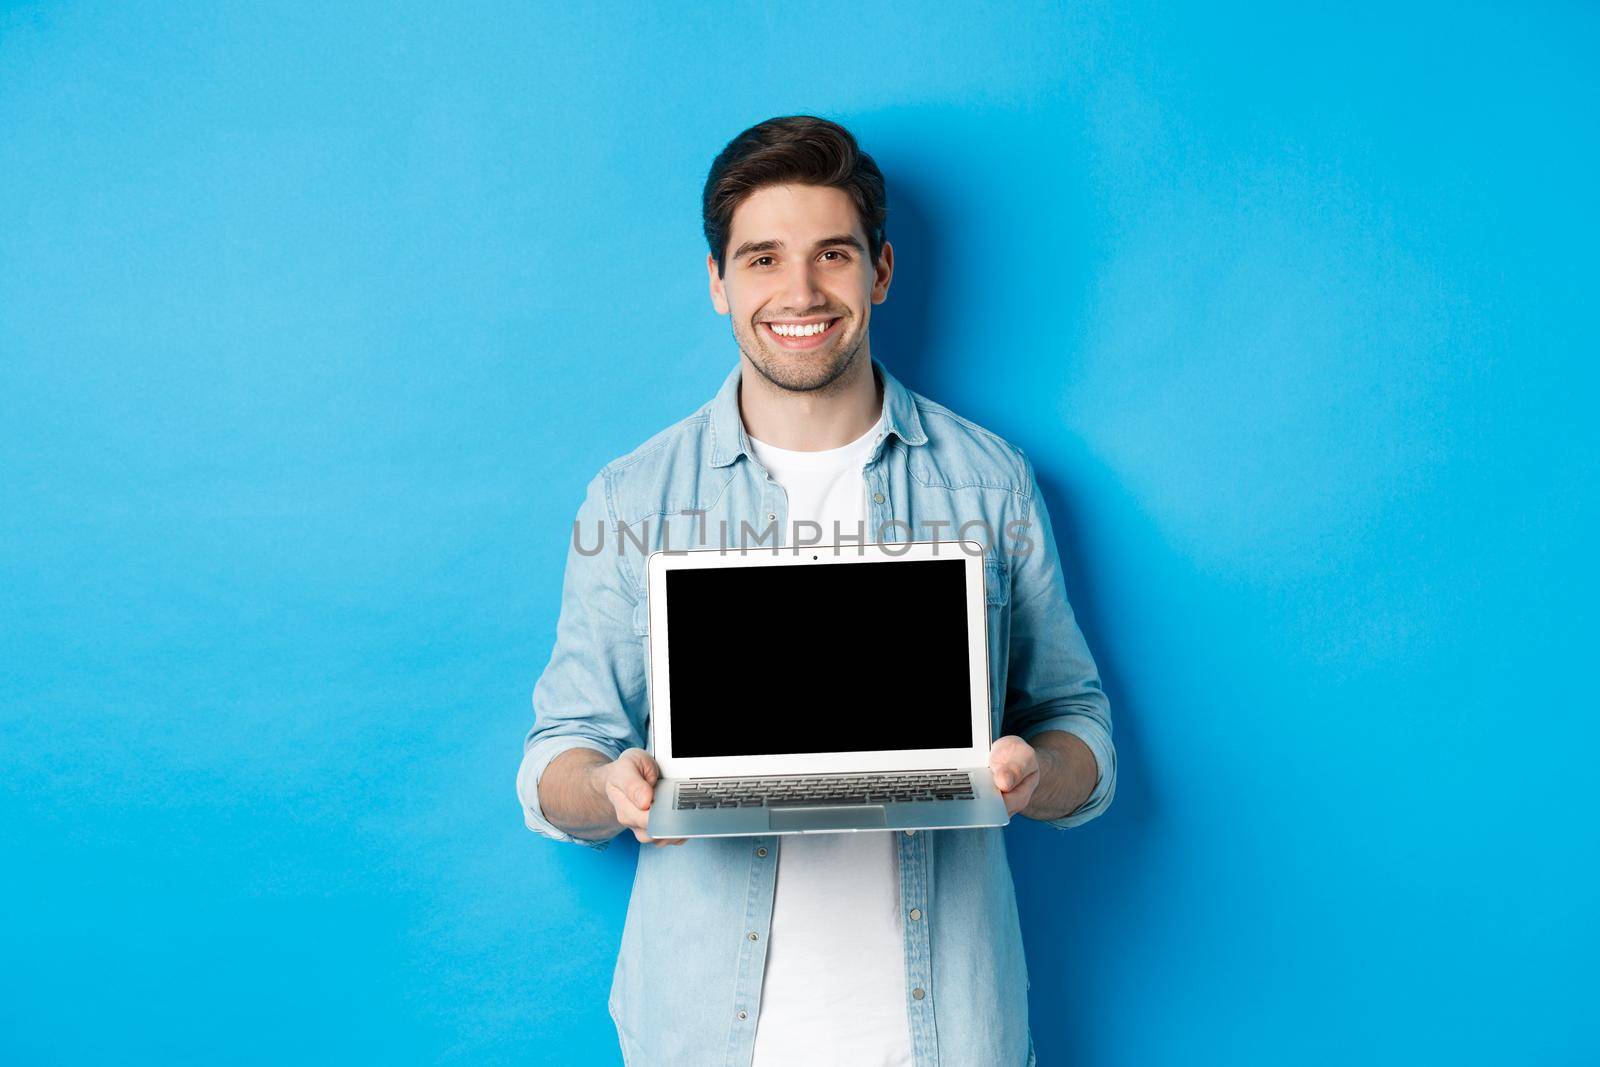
[750,252,849,268]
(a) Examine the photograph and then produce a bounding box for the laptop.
[644,539,1011,838]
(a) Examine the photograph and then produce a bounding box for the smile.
[762,317,841,349]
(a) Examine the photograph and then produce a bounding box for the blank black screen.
[663,557,974,757]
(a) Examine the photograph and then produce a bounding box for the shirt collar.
[708,356,928,468]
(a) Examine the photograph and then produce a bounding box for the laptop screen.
[663,556,975,758]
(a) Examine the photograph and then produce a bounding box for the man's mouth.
[761,316,842,349]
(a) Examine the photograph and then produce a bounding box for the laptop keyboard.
[674,771,975,810]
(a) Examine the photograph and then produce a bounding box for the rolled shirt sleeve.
[1000,450,1117,829]
[517,467,650,851]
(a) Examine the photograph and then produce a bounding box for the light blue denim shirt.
[517,357,1116,1066]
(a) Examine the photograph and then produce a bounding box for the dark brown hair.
[702,115,888,278]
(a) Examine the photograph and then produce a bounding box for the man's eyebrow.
[730,234,867,260]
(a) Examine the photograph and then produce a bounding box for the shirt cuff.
[1021,714,1116,829]
[517,735,624,851]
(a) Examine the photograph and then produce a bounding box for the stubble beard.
[735,316,867,397]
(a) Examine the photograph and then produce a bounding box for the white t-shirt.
[746,406,914,1067]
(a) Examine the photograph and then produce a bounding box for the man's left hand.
[988,735,1041,816]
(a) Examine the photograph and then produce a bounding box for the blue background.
[3,2,1595,1063]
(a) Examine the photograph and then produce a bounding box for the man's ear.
[707,253,730,315]
[870,240,894,305]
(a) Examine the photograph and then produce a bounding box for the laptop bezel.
[644,539,992,780]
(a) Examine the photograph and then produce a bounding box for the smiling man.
[517,115,1116,1067]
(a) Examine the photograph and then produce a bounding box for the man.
[517,115,1115,1067]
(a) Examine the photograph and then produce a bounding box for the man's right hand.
[597,748,687,847]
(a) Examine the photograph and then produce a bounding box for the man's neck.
[737,355,883,452]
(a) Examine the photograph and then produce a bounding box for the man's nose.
[777,261,826,312]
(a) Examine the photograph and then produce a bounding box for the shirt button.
[738,1010,748,1020]
[873,492,885,504]
[909,908,922,921]
[748,931,759,941]
[912,988,925,1000]
[756,846,768,857]
[767,512,776,521]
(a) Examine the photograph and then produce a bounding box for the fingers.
[612,751,656,801]
[606,752,688,846]
[605,777,654,839]
[989,736,1039,793]
[991,756,1035,796]
[992,764,1038,791]
[620,747,662,789]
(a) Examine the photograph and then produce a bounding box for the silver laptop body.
[645,539,1011,838]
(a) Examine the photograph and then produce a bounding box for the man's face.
[708,183,893,393]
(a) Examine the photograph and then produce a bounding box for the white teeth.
[769,320,833,338]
